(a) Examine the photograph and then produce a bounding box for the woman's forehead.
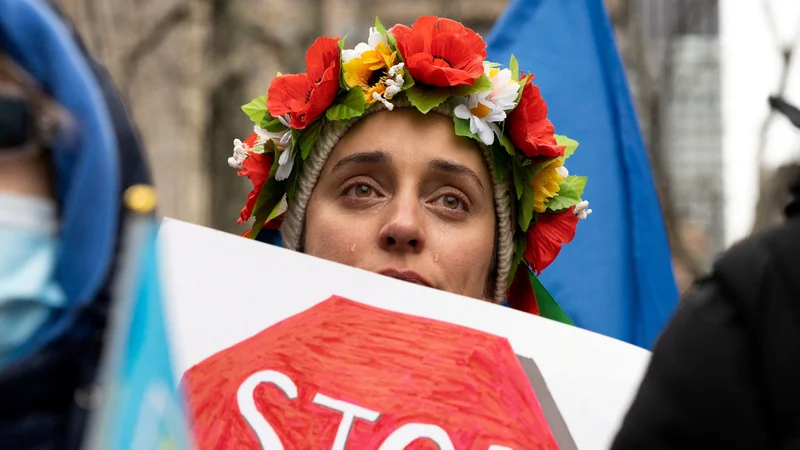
[330,109,490,177]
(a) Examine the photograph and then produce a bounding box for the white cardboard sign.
[158,219,649,449]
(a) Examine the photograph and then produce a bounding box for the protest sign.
[158,219,650,449]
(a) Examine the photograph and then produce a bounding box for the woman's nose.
[378,193,426,253]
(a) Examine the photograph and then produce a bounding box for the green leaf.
[242,95,268,124]
[490,145,510,184]
[518,182,536,231]
[374,16,388,35]
[406,85,450,114]
[276,71,283,77]
[564,175,587,197]
[268,144,280,178]
[453,116,477,139]
[500,133,515,156]
[402,71,415,90]
[249,177,284,239]
[545,176,585,211]
[266,195,284,221]
[375,17,398,54]
[338,37,349,90]
[451,73,492,96]
[285,157,303,202]
[261,117,286,133]
[507,232,527,286]
[515,74,532,104]
[555,134,579,160]
[509,54,519,81]
[326,86,366,121]
[513,164,525,199]
[298,118,323,159]
[530,157,559,175]
[529,271,575,326]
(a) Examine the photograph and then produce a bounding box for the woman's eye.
[351,184,373,198]
[441,195,462,210]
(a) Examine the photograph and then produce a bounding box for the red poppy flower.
[390,16,486,87]
[507,75,565,159]
[267,36,341,129]
[237,134,275,224]
[524,207,579,274]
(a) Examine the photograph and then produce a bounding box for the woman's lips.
[378,269,434,288]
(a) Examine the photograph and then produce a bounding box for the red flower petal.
[507,265,540,316]
[306,36,341,82]
[237,151,274,224]
[300,65,340,128]
[268,74,314,118]
[243,133,259,149]
[267,36,341,129]
[507,77,565,159]
[391,16,486,87]
[524,207,579,274]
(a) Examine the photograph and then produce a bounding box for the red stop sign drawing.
[183,296,559,449]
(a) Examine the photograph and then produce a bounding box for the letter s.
[237,370,298,449]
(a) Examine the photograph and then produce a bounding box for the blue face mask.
[0,193,65,371]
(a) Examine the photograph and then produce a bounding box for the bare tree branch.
[120,1,196,93]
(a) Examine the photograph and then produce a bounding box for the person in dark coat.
[0,0,152,448]
[611,100,800,449]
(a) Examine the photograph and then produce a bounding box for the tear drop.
[433,253,440,262]
[350,244,356,252]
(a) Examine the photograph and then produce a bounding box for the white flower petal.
[275,152,295,181]
[476,120,495,145]
[469,116,482,135]
[489,123,504,141]
[367,27,385,48]
[279,148,290,165]
[278,114,291,127]
[341,49,359,62]
[254,125,270,140]
[453,104,472,120]
[556,166,569,178]
[228,156,241,170]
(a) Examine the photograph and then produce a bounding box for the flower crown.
[229,16,591,279]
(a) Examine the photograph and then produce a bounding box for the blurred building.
[610,0,722,291]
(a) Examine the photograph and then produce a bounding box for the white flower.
[227,138,249,170]
[369,62,405,110]
[556,166,569,178]
[453,63,520,146]
[341,27,385,62]
[253,116,295,181]
[574,200,592,220]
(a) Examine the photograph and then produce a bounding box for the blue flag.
[487,0,678,348]
[84,215,191,450]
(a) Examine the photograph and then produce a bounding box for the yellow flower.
[342,35,399,104]
[532,159,565,213]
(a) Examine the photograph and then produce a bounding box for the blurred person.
[0,0,151,448]
[611,99,800,449]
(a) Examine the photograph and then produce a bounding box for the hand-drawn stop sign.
[183,296,559,449]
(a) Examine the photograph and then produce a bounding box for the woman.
[228,16,591,318]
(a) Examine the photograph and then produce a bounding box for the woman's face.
[304,108,496,299]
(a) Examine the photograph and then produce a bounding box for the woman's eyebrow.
[429,158,484,191]
[331,150,390,173]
